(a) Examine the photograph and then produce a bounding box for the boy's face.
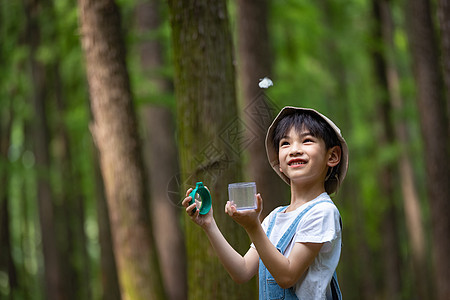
[277,126,340,188]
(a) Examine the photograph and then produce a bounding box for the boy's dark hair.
[272,111,341,153]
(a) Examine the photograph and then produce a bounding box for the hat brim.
[265,106,349,195]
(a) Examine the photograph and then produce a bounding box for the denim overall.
[258,200,343,300]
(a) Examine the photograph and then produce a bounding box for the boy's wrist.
[243,221,262,236]
[201,217,217,232]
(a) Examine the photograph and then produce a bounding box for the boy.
[182,106,348,299]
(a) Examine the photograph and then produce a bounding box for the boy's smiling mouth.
[288,158,306,166]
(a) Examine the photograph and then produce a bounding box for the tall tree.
[168,0,257,298]
[236,0,288,219]
[142,107,187,300]
[77,0,165,299]
[26,1,93,297]
[92,139,122,300]
[371,1,403,298]
[0,3,18,295]
[53,66,92,300]
[317,1,378,297]
[377,0,431,298]
[0,103,17,297]
[406,0,450,299]
[438,0,450,124]
[134,1,187,298]
[24,0,68,298]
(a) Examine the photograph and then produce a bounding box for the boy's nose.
[289,142,303,155]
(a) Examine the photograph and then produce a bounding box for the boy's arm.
[227,194,322,289]
[182,189,259,283]
[246,223,322,288]
[202,218,259,283]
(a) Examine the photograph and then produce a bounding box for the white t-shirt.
[254,193,342,300]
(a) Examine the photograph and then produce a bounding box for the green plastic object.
[189,182,212,215]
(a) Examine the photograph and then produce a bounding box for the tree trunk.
[236,0,288,219]
[379,0,431,298]
[135,0,171,92]
[53,65,92,300]
[371,2,403,298]
[406,1,450,299]
[78,0,165,299]
[438,0,450,127]
[168,0,258,298]
[93,146,122,300]
[0,105,17,297]
[340,186,377,299]
[134,2,187,298]
[142,107,187,300]
[318,1,378,297]
[24,0,67,298]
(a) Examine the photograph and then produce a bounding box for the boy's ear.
[327,146,341,167]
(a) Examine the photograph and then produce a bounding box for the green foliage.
[125,0,175,110]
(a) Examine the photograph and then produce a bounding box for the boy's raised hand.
[182,187,214,229]
[225,193,263,231]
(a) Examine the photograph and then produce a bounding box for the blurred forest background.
[1,0,449,299]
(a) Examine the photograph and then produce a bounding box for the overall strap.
[331,271,342,300]
[276,199,333,254]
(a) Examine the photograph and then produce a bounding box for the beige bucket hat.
[265,106,349,195]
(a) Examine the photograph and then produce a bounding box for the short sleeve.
[293,202,341,252]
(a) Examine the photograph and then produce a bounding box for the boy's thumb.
[256,193,263,212]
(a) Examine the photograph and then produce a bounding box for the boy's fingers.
[182,188,194,208]
[182,196,192,207]
[225,201,238,216]
[186,203,197,215]
[225,201,231,214]
[256,193,263,212]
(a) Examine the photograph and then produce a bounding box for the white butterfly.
[258,77,273,89]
